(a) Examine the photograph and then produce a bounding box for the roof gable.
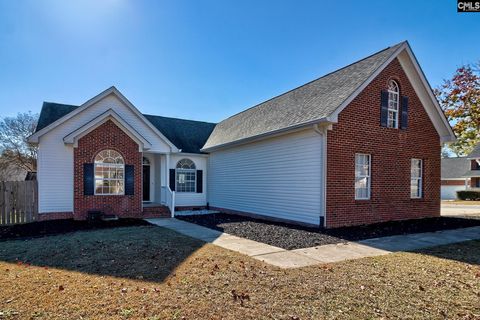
[32,99,215,154]
[28,87,179,152]
[202,41,455,151]
[63,109,152,151]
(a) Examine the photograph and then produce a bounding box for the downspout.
[313,124,328,228]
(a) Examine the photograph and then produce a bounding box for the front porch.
[141,153,175,218]
[141,152,208,218]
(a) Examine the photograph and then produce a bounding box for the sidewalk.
[146,218,480,268]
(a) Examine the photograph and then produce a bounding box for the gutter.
[201,117,335,153]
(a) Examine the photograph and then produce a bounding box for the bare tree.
[0,112,38,173]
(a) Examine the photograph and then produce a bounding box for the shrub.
[456,190,480,200]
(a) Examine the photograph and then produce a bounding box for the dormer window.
[387,80,399,128]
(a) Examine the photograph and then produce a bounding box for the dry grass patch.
[0,225,479,319]
[442,200,480,206]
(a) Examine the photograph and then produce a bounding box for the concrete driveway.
[441,202,480,218]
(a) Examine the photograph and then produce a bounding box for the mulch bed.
[0,218,150,241]
[177,213,480,250]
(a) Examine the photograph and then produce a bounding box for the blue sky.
[0,0,478,122]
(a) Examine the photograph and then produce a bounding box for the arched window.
[94,149,124,195]
[176,159,196,193]
[387,80,399,128]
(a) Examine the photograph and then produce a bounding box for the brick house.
[28,41,455,228]
[441,144,480,199]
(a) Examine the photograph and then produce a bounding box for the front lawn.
[443,200,480,205]
[0,225,479,319]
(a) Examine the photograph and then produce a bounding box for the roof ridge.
[42,101,79,107]
[143,113,216,125]
[219,41,406,123]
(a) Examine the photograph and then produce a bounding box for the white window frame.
[410,159,423,199]
[355,153,371,200]
[94,149,125,196]
[387,80,399,129]
[176,159,196,193]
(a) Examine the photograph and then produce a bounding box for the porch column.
[166,153,170,189]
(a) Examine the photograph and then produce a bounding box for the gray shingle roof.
[202,42,405,150]
[36,102,78,132]
[143,115,215,154]
[462,170,480,178]
[468,143,480,158]
[441,157,470,179]
[35,103,216,154]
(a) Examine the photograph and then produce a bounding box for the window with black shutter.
[124,165,134,195]
[400,96,409,129]
[380,90,389,127]
[196,170,203,193]
[83,163,94,195]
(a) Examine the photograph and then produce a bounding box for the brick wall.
[441,180,466,186]
[326,58,441,228]
[471,177,480,188]
[74,120,142,220]
[37,212,74,221]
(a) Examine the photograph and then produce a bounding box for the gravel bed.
[177,213,480,250]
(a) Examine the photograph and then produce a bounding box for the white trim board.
[63,109,152,151]
[28,86,179,152]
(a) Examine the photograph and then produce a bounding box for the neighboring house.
[441,157,469,199]
[464,144,480,189]
[440,144,480,200]
[27,41,455,228]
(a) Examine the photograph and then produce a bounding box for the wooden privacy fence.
[0,181,38,226]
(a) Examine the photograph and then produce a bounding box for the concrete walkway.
[146,218,480,269]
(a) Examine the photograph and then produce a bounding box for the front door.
[143,165,150,201]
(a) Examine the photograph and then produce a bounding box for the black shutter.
[83,163,94,195]
[125,165,134,195]
[400,96,409,129]
[169,169,176,191]
[196,170,203,193]
[380,90,389,127]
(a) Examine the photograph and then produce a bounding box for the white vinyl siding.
[169,155,207,207]
[37,94,172,213]
[208,129,323,225]
[37,135,74,213]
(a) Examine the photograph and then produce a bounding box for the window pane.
[94,150,124,195]
[176,169,196,192]
[355,154,370,199]
[411,180,419,198]
[355,177,367,188]
[410,159,422,198]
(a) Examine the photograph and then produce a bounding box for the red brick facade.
[73,120,143,220]
[441,180,466,186]
[37,212,74,221]
[471,177,480,188]
[326,58,441,228]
